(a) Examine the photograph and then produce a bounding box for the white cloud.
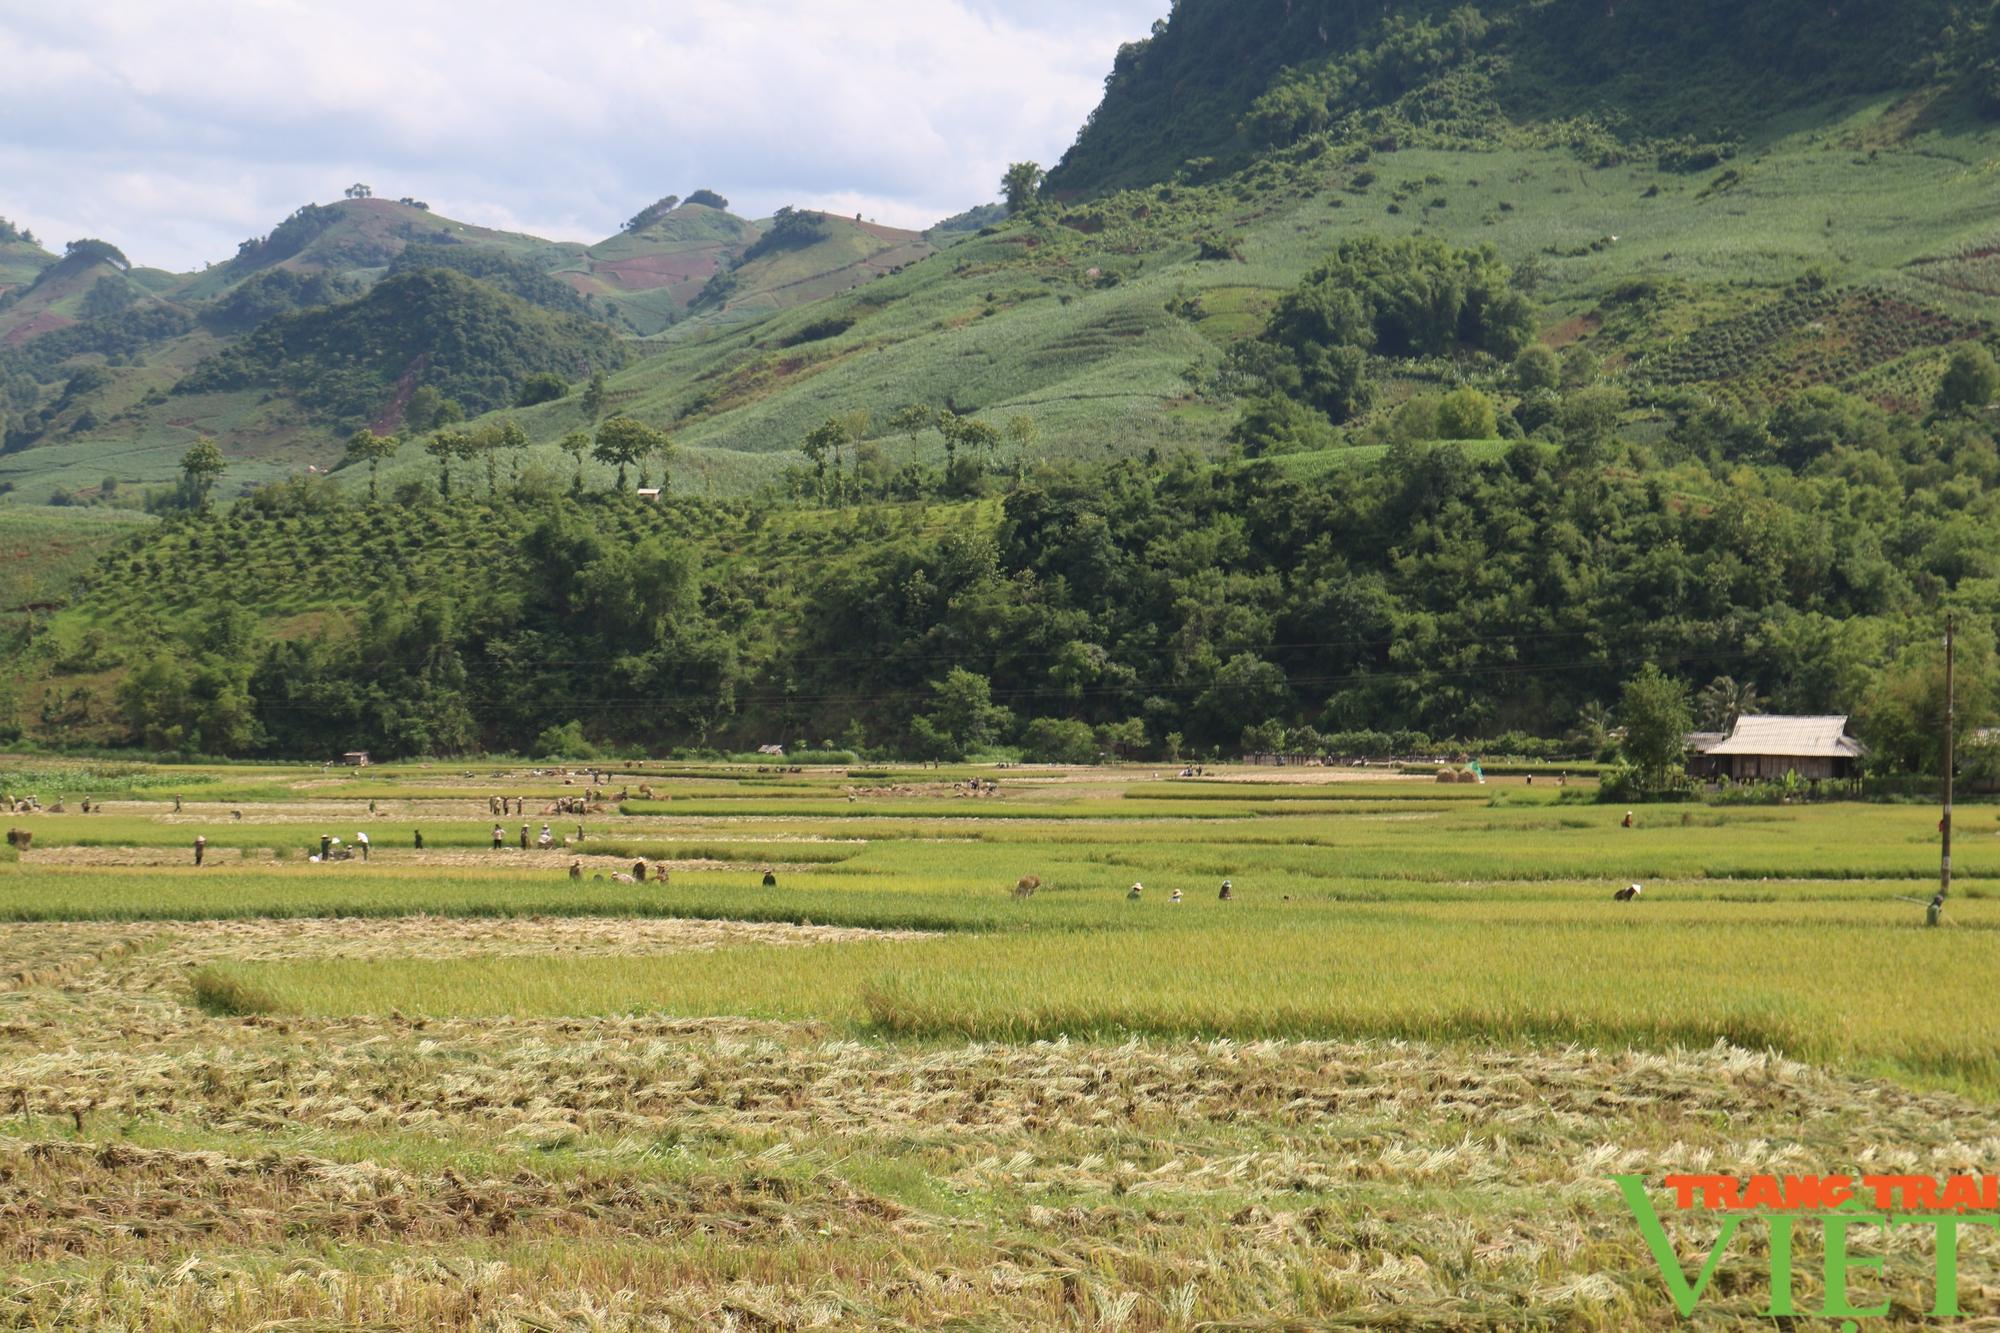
[0,0,1166,270]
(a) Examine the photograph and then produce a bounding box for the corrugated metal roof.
[1705,715,1865,759]
[1686,731,1729,753]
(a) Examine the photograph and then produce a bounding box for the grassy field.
[2,755,1995,1327]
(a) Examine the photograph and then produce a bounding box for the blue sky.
[0,1,1168,271]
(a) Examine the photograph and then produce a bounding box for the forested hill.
[1050,0,1993,196]
[178,268,627,427]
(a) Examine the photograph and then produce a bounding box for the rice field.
[1,755,1994,1328]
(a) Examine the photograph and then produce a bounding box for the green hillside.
[0,217,52,300]
[254,0,2000,502]
[676,210,935,330]
[377,107,2000,496]
[0,192,944,500]
[566,202,758,334]
[1046,0,1989,197]
[0,244,138,345]
[0,505,156,615]
[16,5,2000,760]
[169,197,574,304]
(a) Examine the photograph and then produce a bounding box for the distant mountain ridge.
[0,192,941,479]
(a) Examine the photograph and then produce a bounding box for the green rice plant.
[186,897,2000,1091]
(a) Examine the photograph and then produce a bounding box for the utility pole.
[1943,612,1956,902]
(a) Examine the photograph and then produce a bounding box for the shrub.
[1513,345,1560,393]
[1936,344,2000,414]
[515,373,571,408]
[1436,388,1497,440]
[1019,718,1099,764]
[532,720,599,760]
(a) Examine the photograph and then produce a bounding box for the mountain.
[1046,0,1986,197]
[174,196,568,302]
[532,0,2000,482]
[18,6,2000,757]
[0,195,937,499]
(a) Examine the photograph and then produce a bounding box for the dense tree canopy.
[51,382,2000,763]
[1243,237,1533,426]
[177,268,624,428]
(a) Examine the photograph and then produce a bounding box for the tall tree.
[1005,414,1039,454]
[593,416,665,491]
[424,432,462,498]
[179,439,226,512]
[913,667,1014,758]
[938,412,1001,486]
[507,419,533,483]
[801,419,851,503]
[1861,630,1997,775]
[580,370,609,422]
[1566,701,1615,756]
[1001,162,1045,216]
[890,404,935,442]
[1619,666,1693,783]
[559,430,591,494]
[342,429,401,502]
[1696,676,1761,731]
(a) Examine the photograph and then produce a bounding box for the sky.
[0,0,1168,273]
